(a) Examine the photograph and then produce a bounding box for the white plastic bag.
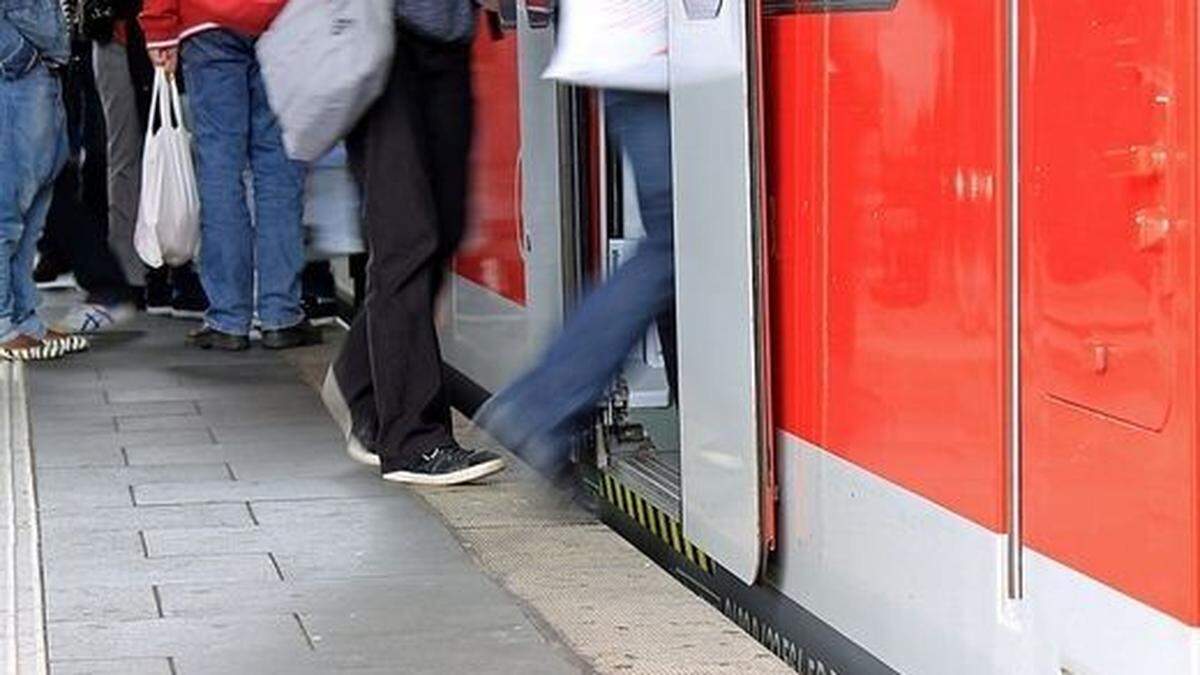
[135,69,201,268]
[257,0,395,163]
[304,144,364,259]
[543,0,668,92]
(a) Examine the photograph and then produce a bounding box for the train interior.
[600,127,684,521]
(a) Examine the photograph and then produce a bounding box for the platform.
[1,297,791,675]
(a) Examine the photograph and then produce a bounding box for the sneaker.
[320,368,381,467]
[0,335,66,362]
[261,321,323,350]
[44,330,89,355]
[144,269,172,316]
[33,254,70,285]
[382,444,506,486]
[186,326,250,352]
[170,267,208,319]
[302,295,339,327]
[52,302,137,334]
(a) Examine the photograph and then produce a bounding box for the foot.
[0,335,65,362]
[474,395,572,476]
[170,268,208,319]
[261,321,323,350]
[302,294,339,327]
[33,254,70,285]
[186,326,250,351]
[382,444,506,486]
[44,330,89,354]
[52,301,137,334]
[144,269,173,316]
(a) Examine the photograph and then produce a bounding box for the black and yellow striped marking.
[601,473,713,574]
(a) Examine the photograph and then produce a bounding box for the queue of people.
[2,0,672,488]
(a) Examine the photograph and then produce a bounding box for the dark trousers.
[334,27,473,470]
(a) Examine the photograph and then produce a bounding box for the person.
[0,0,89,359]
[139,0,320,351]
[477,91,675,478]
[321,1,506,486]
[83,0,208,321]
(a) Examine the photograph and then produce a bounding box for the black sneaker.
[34,254,71,285]
[145,268,172,316]
[186,326,250,352]
[302,294,339,326]
[170,267,209,319]
[382,445,506,486]
[261,320,323,350]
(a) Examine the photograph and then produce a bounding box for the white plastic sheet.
[135,69,201,268]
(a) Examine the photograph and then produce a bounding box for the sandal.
[0,335,65,362]
[45,330,90,355]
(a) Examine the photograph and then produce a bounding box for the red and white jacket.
[139,0,287,49]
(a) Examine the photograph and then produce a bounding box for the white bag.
[304,144,364,259]
[256,0,395,163]
[543,0,668,92]
[135,69,201,268]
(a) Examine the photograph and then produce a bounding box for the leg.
[484,93,675,468]
[93,40,146,288]
[12,179,59,338]
[345,32,460,467]
[181,30,254,336]
[246,55,305,331]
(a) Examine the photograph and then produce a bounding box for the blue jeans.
[484,92,673,470]
[181,29,305,335]
[0,64,67,342]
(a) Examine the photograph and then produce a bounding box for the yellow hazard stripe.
[601,472,713,575]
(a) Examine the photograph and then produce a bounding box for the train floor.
[1,289,791,675]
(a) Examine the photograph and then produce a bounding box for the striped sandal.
[0,336,67,362]
[45,330,90,355]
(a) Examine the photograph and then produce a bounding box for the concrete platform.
[4,295,790,675]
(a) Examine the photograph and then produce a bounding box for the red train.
[440,1,1198,672]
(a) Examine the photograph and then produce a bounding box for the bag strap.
[167,76,186,130]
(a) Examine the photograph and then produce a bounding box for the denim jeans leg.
[490,93,674,449]
[0,66,68,342]
[182,30,255,336]
[247,58,304,331]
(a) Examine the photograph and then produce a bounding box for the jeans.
[0,64,68,341]
[182,29,305,335]
[483,92,674,471]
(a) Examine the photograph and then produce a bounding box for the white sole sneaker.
[382,457,507,486]
[321,367,352,438]
[346,435,381,468]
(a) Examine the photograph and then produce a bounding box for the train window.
[764,0,898,14]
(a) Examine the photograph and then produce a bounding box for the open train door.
[671,0,775,584]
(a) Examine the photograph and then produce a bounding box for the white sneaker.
[321,367,381,467]
[52,302,137,334]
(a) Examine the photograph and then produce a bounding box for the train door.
[443,5,570,394]
[671,0,775,584]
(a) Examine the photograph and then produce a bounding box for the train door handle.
[525,0,554,29]
[682,0,723,19]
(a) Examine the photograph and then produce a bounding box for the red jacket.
[139,0,287,48]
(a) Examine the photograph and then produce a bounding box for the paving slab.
[51,658,173,675]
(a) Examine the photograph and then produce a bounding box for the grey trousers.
[92,41,145,287]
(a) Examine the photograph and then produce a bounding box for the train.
[434,1,1197,673]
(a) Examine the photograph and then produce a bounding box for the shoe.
[382,444,506,486]
[52,302,137,334]
[261,321,323,350]
[170,268,208,319]
[474,395,572,475]
[186,326,250,351]
[144,269,172,316]
[320,367,382,467]
[44,330,89,355]
[0,335,66,362]
[302,294,339,327]
[33,254,70,285]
